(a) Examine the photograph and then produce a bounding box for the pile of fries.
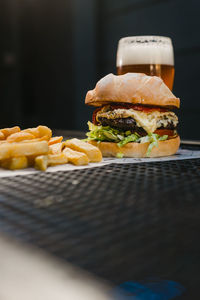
[0,125,102,171]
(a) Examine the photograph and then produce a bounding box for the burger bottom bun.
[88,136,180,158]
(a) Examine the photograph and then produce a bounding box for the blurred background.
[0,0,199,139]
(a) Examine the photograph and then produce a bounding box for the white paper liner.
[103,149,200,164]
[0,149,199,178]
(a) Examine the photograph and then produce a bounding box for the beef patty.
[98,117,176,135]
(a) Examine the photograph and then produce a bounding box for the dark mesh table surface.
[0,131,199,299]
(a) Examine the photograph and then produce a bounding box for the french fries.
[22,127,40,138]
[19,136,49,143]
[23,126,52,139]
[48,136,63,145]
[35,155,48,171]
[0,141,49,160]
[1,156,28,170]
[7,132,36,143]
[48,153,68,166]
[0,143,13,160]
[0,126,54,171]
[0,126,20,138]
[35,153,68,171]
[64,138,102,162]
[11,141,49,157]
[63,147,89,165]
[37,126,52,139]
[0,125,102,171]
[0,132,5,140]
[49,142,63,154]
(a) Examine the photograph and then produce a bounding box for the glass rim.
[119,35,172,45]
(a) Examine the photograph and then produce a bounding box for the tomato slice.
[109,104,169,112]
[154,129,175,137]
[92,107,102,124]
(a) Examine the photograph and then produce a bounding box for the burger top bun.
[85,73,180,108]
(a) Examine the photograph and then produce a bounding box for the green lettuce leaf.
[116,152,124,158]
[144,133,168,157]
[86,121,168,156]
[117,133,140,147]
[86,121,127,142]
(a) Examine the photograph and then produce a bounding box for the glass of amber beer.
[116,36,175,90]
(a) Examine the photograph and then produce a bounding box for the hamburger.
[85,73,180,158]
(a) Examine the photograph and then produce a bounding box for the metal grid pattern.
[0,153,200,298]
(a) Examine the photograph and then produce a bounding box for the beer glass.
[116,36,175,90]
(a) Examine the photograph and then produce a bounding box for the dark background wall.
[0,0,199,139]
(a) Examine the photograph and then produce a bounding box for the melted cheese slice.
[97,108,178,134]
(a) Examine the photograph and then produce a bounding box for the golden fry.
[0,126,20,138]
[23,126,52,140]
[48,153,68,166]
[49,142,63,154]
[63,147,89,165]
[0,124,102,171]
[35,155,48,171]
[7,132,35,143]
[0,132,5,140]
[1,156,28,170]
[18,136,49,143]
[0,143,12,160]
[0,141,49,160]
[48,136,63,145]
[64,138,102,162]
[35,153,68,171]
[22,127,39,137]
[37,126,52,139]
[11,141,49,157]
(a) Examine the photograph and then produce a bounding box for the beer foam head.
[117,36,174,66]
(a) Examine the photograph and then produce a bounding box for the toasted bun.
[85,73,180,108]
[88,136,180,158]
